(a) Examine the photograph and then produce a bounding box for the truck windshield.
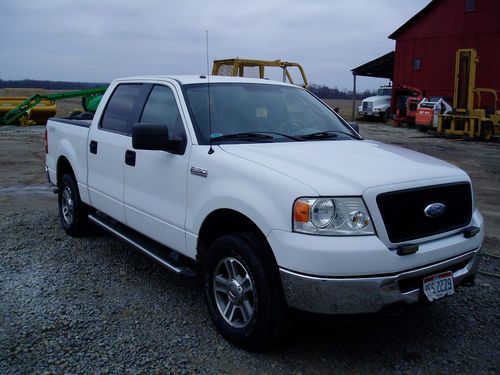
[377,88,392,96]
[183,83,357,144]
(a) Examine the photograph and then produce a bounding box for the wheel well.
[197,209,271,262]
[57,156,74,184]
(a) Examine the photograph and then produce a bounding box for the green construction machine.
[0,87,107,126]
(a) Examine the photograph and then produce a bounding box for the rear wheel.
[58,174,92,236]
[203,233,286,350]
[480,121,494,141]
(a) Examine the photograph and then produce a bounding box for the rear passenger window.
[140,85,185,138]
[101,84,143,134]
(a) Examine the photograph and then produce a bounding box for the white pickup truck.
[45,76,483,350]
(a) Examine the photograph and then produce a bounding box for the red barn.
[389,0,500,107]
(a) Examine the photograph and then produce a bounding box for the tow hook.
[397,244,419,256]
[463,226,480,238]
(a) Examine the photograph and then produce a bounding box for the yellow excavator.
[437,49,500,141]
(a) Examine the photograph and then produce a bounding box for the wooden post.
[351,72,357,121]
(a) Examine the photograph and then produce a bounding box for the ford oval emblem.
[424,203,446,218]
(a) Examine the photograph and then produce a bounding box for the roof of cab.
[113,75,296,86]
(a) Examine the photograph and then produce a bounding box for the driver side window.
[140,85,186,139]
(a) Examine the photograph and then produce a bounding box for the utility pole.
[351,72,357,121]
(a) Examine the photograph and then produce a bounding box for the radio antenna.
[206,30,214,155]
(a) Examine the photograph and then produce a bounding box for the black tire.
[203,233,286,350]
[480,121,494,141]
[58,174,91,237]
[381,111,389,123]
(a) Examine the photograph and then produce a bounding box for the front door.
[123,83,191,253]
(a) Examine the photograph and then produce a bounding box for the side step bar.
[88,214,197,278]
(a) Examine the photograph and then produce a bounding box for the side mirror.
[132,123,185,154]
[348,122,360,134]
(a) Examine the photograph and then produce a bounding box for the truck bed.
[47,117,92,128]
[45,117,92,204]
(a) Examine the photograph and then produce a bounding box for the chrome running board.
[88,214,196,278]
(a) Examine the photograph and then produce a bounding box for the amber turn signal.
[294,200,310,223]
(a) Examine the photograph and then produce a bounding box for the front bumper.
[280,248,479,314]
[358,110,383,117]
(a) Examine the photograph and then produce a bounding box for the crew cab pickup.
[45,76,484,350]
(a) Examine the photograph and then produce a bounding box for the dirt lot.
[0,122,499,374]
[322,99,361,120]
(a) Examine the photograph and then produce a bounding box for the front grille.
[377,182,472,243]
[362,102,373,111]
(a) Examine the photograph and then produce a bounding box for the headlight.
[311,199,335,228]
[293,197,375,235]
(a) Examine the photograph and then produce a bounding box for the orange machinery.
[415,97,452,131]
[392,84,423,127]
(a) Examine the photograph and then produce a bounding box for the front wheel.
[203,233,286,350]
[58,174,91,236]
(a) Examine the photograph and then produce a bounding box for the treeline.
[308,84,376,100]
[1,79,376,99]
[0,79,108,90]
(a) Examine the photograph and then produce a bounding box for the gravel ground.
[1,125,499,374]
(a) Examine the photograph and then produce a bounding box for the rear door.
[123,83,191,253]
[87,83,149,223]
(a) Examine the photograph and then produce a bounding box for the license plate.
[423,271,454,302]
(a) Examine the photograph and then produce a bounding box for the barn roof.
[388,0,438,40]
[351,51,394,79]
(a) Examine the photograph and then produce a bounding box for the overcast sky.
[1,0,430,91]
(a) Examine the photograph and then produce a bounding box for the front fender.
[189,178,284,238]
[375,104,390,111]
[185,145,317,257]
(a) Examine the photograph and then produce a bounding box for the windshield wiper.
[210,132,274,142]
[244,131,303,141]
[299,130,356,140]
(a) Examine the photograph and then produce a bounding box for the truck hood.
[363,95,391,102]
[219,140,467,195]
